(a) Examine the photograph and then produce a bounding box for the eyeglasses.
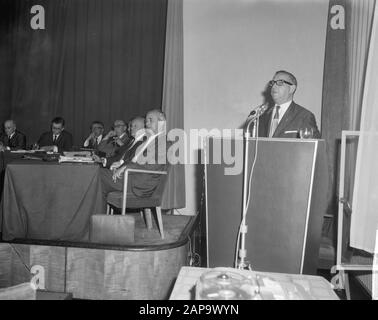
[269,79,294,87]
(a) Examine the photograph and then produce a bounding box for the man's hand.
[112,165,127,183]
[114,137,124,146]
[87,132,95,140]
[104,130,116,140]
[110,160,123,170]
[92,154,102,163]
[87,132,96,143]
[40,145,56,152]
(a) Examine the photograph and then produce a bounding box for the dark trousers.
[100,168,134,212]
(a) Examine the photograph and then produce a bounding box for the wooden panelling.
[0,243,65,292]
[0,282,36,300]
[66,244,188,300]
[0,243,30,288]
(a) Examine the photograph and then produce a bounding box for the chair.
[106,166,169,239]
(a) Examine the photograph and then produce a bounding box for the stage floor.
[0,214,198,299]
[132,212,193,246]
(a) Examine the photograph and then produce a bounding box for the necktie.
[53,135,57,143]
[269,105,280,137]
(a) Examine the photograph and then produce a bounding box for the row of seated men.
[0,110,168,211]
[0,117,135,156]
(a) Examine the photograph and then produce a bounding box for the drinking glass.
[299,128,313,139]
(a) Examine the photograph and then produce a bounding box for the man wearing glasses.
[37,117,73,152]
[255,70,320,138]
[97,119,131,157]
[83,121,105,150]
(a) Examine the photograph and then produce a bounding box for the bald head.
[129,117,145,137]
[145,109,166,134]
[4,120,16,136]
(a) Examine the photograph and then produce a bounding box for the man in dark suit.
[97,119,132,157]
[100,110,167,209]
[94,117,146,169]
[37,117,73,153]
[0,120,26,151]
[83,121,104,150]
[255,70,320,138]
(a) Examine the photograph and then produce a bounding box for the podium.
[205,137,328,274]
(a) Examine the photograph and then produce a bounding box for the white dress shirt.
[271,100,292,125]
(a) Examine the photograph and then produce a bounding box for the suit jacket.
[105,137,145,169]
[125,134,168,198]
[0,130,26,150]
[257,102,321,138]
[38,130,73,152]
[97,133,132,157]
[83,135,103,149]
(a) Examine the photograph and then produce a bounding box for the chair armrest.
[125,168,167,175]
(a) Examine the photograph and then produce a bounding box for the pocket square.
[284,130,298,134]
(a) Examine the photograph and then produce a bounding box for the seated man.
[100,109,167,210]
[94,116,146,169]
[37,117,73,153]
[83,121,104,150]
[97,119,131,157]
[0,120,26,151]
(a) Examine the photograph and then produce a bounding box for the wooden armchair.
[106,166,168,239]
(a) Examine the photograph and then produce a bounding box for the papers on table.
[59,156,95,164]
[63,151,92,157]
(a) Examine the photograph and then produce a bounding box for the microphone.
[247,103,269,119]
[245,104,269,136]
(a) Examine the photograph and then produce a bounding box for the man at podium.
[254,70,321,139]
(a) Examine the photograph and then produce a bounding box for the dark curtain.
[0,0,167,146]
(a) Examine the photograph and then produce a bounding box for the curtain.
[351,1,378,253]
[161,0,186,210]
[0,0,167,146]
[321,0,374,255]
[321,0,348,221]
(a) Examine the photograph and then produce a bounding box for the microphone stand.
[237,109,263,270]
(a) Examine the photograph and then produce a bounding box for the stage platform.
[0,213,198,300]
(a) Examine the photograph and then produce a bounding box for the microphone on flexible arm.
[245,103,269,136]
[237,102,269,270]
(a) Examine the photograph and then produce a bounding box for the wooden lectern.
[205,137,328,275]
